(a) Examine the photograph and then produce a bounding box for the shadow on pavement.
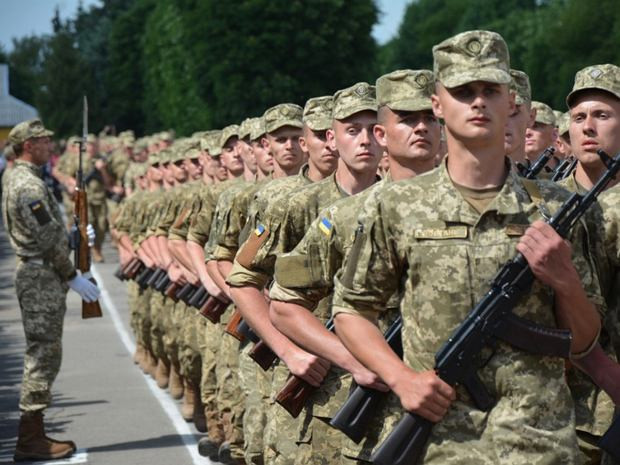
[87,433,192,453]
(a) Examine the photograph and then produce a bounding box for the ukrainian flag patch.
[255,224,266,237]
[318,217,333,237]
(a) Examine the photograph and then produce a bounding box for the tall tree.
[7,36,47,105]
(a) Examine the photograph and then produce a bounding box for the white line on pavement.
[90,265,210,465]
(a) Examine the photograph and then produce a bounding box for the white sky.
[0,0,409,52]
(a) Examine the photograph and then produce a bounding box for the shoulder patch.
[254,224,267,237]
[28,200,52,226]
[237,224,270,268]
[318,217,333,237]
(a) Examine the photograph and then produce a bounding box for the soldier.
[555,111,573,160]
[559,63,620,465]
[269,69,441,464]
[504,69,535,173]
[333,30,601,464]
[525,100,558,163]
[3,119,100,462]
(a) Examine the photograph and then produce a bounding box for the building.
[0,64,38,142]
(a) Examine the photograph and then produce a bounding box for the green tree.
[6,36,46,106]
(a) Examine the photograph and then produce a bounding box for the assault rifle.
[73,96,102,319]
[522,147,555,179]
[371,149,620,465]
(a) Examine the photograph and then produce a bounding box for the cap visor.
[334,103,377,121]
[387,100,433,112]
[440,68,511,89]
[566,86,620,108]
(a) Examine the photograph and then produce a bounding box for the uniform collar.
[432,156,539,225]
[14,159,43,178]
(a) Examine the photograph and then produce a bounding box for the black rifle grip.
[371,413,433,465]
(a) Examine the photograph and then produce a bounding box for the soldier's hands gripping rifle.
[73,96,103,319]
[371,149,620,465]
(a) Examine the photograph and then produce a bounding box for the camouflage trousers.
[200,315,221,434]
[240,344,269,465]
[162,299,185,369]
[15,261,68,412]
[178,304,202,385]
[149,291,167,362]
[87,202,107,250]
[264,363,301,465]
[126,281,140,339]
[135,288,152,351]
[215,308,244,460]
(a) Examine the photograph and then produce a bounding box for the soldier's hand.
[282,347,331,387]
[168,263,184,283]
[392,368,456,422]
[95,159,106,170]
[350,364,389,392]
[516,220,579,293]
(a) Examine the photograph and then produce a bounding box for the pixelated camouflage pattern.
[303,96,334,131]
[264,103,303,133]
[332,82,377,120]
[567,64,620,107]
[376,69,434,112]
[332,160,603,464]
[8,118,53,145]
[532,101,556,126]
[510,69,531,105]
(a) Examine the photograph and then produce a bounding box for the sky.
[0,0,410,51]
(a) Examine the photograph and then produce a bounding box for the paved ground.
[0,223,216,465]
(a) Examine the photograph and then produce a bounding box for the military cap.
[160,149,176,164]
[433,30,511,89]
[67,135,80,147]
[220,124,240,149]
[135,163,148,177]
[199,130,222,157]
[510,69,531,105]
[566,64,620,107]
[9,118,54,145]
[376,69,434,112]
[159,130,174,142]
[302,96,334,131]
[134,138,149,152]
[553,110,563,126]
[332,82,377,120]
[238,118,255,140]
[185,148,201,160]
[248,117,266,141]
[531,101,556,125]
[3,144,15,161]
[264,103,303,133]
[557,112,570,136]
[86,133,97,144]
[148,152,160,166]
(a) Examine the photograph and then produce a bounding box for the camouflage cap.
[159,130,174,142]
[433,30,511,89]
[185,147,201,160]
[557,111,570,136]
[9,118,54,145]
[566,64,620,107]
[248,117,266,141]
[238,118,254,140]
[376,69,434,112]
[220,124,240,148]
[119,130,135,140]
[264,103,303,133]
[86,133,97,144]
[199,130,222,157]
[510,69,531,105]
[332,82,377,120]
[531,101,556,125]
[159,149,174,164]
[67,135,80,147]
[135,163,148,177]
[302,96,334,131]
[553,110,563,126]
[148,152,160,166]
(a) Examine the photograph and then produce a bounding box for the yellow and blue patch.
[318,217,333,237]
[255,224,266,237]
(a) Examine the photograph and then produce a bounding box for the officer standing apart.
[2,119,100,462]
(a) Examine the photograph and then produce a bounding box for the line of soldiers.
[111,30,620,465]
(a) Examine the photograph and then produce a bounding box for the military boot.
[218,441,247,465]
[155,358,170,389]
[146,352,158,378]
[197,409,224,460]
[13,411,76,462]
[181,380,196,421]
[133,344,145,366]
[193,397,207,433]
[168,363,184,399]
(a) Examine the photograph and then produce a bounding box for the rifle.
[176,283,198,305]
[522,147,555,179]
[224,309,246,342]
[114,266,126,281]
[136,266,155,290]
[249,340,278,371]
[599,412,620,461]
[123,258,144,280]
[199,295,230,323]
[371,149,620,465]
[146,267,166,289]
[73,96,102,319]
[275,317,335,418]
[330,316,403,442]
[165,281,182,302]
[188,286,209,309]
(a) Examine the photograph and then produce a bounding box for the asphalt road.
[0,224,216,465]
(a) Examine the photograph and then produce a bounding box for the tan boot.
[13,411,75,462]
[181,380,196,421]
[155,359,170,389]
[92,247,104,263]
[168,364,184,399]
[193,397,206,433]
[147,352,158,378]
[133,344,145,365]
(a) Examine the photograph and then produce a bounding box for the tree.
[6,36,47,105]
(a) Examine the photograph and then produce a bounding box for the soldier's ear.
[373,124,387,148]
[326,128,336,152]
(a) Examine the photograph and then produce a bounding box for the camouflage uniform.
[332,161,602,464]
[2,155,76,412]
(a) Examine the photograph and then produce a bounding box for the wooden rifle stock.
[224,309,245,342]
[165,282,182,302]
[249,340,277,371]
[123,258,144,280]
[275,375,313,418]
[199,296,229,323]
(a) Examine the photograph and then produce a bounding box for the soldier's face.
[25,136,52,166]
[329,111,381,174]
[148,165,162,182]
[184,157,202,179]
[554,135,572,159]
[300,126,337,176]
[251,140,274,174]
[375,108,440,164]
[86,141,97,157]
[432,81,514,149]
[238,139,257,173]
[266,126,303,171]
[569,92,620,167]
[525,122,556,161]
[171,161,187,182]
[504,103,535,156]
[221,137,244,176]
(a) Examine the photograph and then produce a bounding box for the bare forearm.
[554,282,601,354]
[271,301,358,371]
[156,236,173,269]
[208,260,232,298]
[169,239,196,271]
